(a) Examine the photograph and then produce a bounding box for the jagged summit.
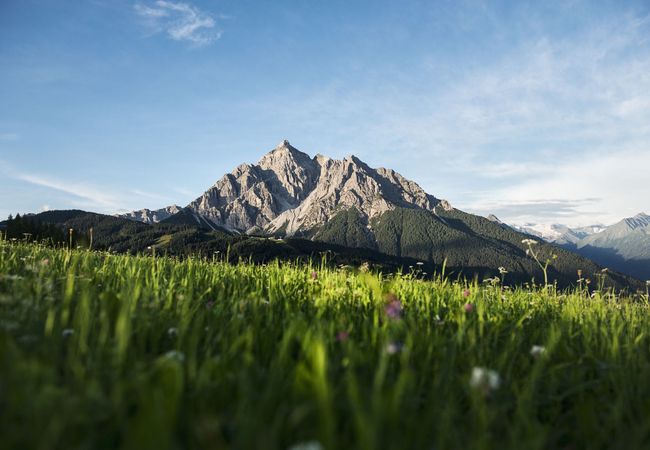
[487,214,502,223]
[124,141,445,234]
[118,204,181,224]
[627,212,650,229]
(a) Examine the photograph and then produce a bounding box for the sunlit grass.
[1,241,649,449]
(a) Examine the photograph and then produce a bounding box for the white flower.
[385,342,403,355]
[62,328,75,338]
[167,327,178,337]
[470,367,501,394]
[521,238,538,245]
[530,345,546,359]
[288,441,324,450]
[416,261,424,266]
[164,350,185,362]
[498,267,508,275]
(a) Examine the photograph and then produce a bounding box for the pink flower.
[464,303,474,313]
[40,258,50,266]
[336,331,349,342]
[384,294,402,319]
[311,271,318,280]
[462,289,470,298]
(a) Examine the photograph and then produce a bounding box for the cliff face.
[185,140,444,234]
[118,205,181,224]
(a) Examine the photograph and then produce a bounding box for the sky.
[1,0,649,227]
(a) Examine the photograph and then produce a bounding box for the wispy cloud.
[5,170,182,214]
[134,1,222,46]
[240,4,650,226]
[16,173,122,210]
[131,189,169,200]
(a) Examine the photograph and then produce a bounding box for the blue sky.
[1,0,649,227]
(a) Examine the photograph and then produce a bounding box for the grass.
[1,241,650,450]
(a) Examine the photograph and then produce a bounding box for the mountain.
[117,140,640,289]
[510,223,605,245]
[118,205,181,224]
[575,213,650,280]
[182,140,447,235]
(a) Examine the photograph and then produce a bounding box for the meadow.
[1,241,650,450]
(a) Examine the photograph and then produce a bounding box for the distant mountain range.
[106,140,640,289]
[506,214,650,280]
[509,222,606,245]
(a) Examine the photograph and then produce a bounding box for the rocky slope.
[575,213,650,279]
[184,140,448,235]
[118,205,181,224]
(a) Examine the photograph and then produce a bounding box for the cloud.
[242,4,650,227]
[16,173,122,210]
[131,189,172,202]
[463,146,650,227]
[469,199,604,224]
[134,1,222,46]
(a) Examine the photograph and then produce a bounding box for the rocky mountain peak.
[625,212,650,230]
[118,204,181,224]
[123,141,448,236]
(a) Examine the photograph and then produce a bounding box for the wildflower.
[462,289,471,298]
[384,294,402,319]
[40,258,49,266]
[164,350,185,362]
[385,342,403,355]
[530,345,546,359]
[167,327,178,338]
[463,303,474,313]
[433,314,443,325]
[310,271,318,280]
[62,328,74,338]
[336,330,349,342]
[288,441,324,450]
[416,261,424,266]
[521,238,537,245]
[577,269,583,278]
[469,367,501,395]
[498,267,508,275]
[646,280,650,286]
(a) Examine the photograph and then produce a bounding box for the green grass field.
[1,241,650,450]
